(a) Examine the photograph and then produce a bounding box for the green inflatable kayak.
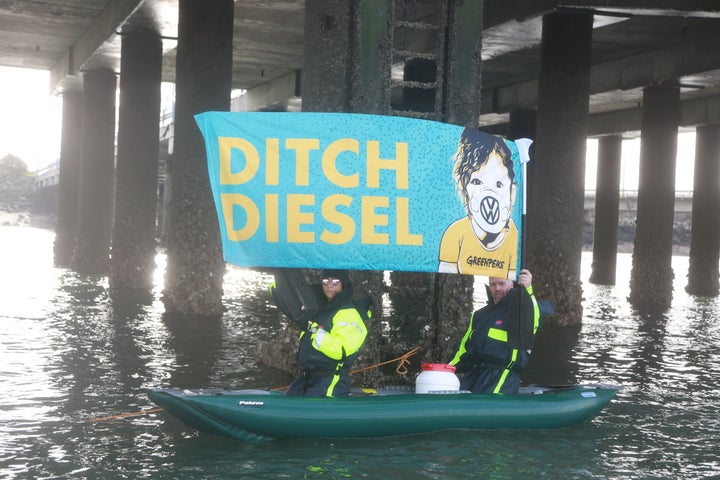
[147,385,617,441]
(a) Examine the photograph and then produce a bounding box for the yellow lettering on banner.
[218,136,411,190]
[321,194,355,244]
[286,139,320,186]
[219,193,424,247]
[361,196,389,245]
[367,140,409,189]
[219,137,259,185]
[396,197,422,246]
[322,139,359,188]
[287,193,315,243]
[221,193,259,241]
[265,193,279,242]
[266,138,280,185]
[216,135,423,247]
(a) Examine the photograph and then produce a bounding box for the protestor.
[449,269,541,394]
[274,269,370,397]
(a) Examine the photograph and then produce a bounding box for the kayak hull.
[147,385,617,441]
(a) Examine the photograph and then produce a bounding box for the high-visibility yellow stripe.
[449,312,475,366]
[493,369,510,394]
[488,327,507,342]
[506,348,518,368]
[335,320,365,335]
[493,349,519,394]
[325,374,340,397]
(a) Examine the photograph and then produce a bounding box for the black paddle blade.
[505,286,536,350]
[270,268,321,327]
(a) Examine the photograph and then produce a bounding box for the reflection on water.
[1,226,719,479]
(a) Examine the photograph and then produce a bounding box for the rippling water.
[1,226,719,479]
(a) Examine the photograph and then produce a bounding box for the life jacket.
[450,285,540,374]
[296,288,370,374]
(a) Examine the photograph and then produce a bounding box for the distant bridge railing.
[32,160,60,189]
[584,190,694,213]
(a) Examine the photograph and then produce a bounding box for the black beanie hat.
[321,269,350,287]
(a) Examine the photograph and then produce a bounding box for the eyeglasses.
[322,278,342,286]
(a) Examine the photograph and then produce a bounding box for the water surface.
[1,226,718,479]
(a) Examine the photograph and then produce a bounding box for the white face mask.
[466,152,515,235]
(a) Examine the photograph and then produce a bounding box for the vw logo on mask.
[480,195,500,225]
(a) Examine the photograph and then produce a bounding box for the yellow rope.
[272,345,423,390]
[350,346,422,375]
[85,407,163,423]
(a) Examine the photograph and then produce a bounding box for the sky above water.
[0,66,61,172]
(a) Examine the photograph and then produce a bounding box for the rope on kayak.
[350,345,422,375]
[85,407,163,423]
[271,346,423,391]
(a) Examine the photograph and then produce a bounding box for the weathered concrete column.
[302,1,355,112]
[393,1,483,365]
[110,30,163,294]
[629,81,680,310]
[589,135,622,285]
[432,0,484,364]
[350,0,391,114]
[70,69,117,274]
[686,124,720,296]
[444,1,483,128]
[293,0,389,385]
[387,0,483,366]
[53,90,82,267]
[162,0,234,316]
[527,11,593,326]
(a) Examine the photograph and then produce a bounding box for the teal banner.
[195,112,530,279]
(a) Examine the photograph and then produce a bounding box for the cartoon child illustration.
[438,128,519,279]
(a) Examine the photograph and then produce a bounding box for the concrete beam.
[482,35,720,115]
[231,70,300,112]
[564,1,720,18]
[587,107,642,137]
[485,0,720,29]
[588,94,720,137]
[50,0,144,94]
[682,94,720,127]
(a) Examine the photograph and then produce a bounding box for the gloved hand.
[308,321,324,333]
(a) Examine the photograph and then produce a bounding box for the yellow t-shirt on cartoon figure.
[438,216,518,279]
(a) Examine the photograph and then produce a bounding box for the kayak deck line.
[147,384,619,441]
[162,383,614,397]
